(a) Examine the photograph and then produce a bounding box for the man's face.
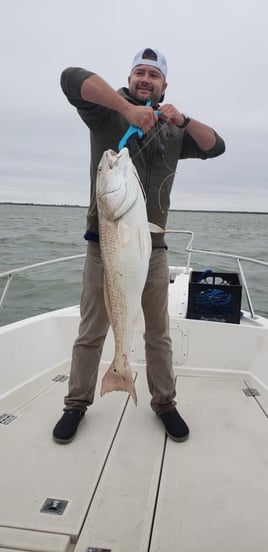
[128,64,167,105]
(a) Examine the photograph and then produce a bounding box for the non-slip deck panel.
[150,375,268,552]
[0,364,130,539]
[1,364,268,551]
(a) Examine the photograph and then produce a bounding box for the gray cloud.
[1,0,267,211]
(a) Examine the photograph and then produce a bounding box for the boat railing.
[168,231,268,319]
[0,231,268,319]
[0,254,86,314]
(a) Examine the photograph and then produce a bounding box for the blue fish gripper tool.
[118,99,160,156]
[118,124,144,154]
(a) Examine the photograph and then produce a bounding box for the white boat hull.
[1,270,268,551]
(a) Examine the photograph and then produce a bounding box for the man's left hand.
[158,104,185,126]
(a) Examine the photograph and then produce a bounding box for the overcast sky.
[1,0,267,211]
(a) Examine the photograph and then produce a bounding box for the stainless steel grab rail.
[1,231,268,319]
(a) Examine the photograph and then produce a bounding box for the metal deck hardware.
[243,388,260,397]
[86,548,111,552]
[0,413,17,425]
[40,498,68,515]
[52,375,69,382]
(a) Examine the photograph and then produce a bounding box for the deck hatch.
[0,413,17,425]
[52,375,69,382]
[243,388,260,397]
[40,498,68,515]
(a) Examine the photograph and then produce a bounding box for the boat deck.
[0,361,268,552]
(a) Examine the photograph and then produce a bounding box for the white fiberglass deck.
[0,361,268,552]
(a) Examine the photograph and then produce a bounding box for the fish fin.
[133,308,145,332]
[101,357,137,405]
[103,274,113,326]
[148,222,165,233]
[138,227,152,258]
[118,219,130,246]
[138,227,148,257]
[138,227,144,257]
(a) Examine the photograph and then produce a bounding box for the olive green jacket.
[61,67,225,247]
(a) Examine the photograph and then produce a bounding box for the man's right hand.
[121,103,158,133]
[81,74,158,133]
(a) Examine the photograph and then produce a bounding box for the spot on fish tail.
[101,359,137,405]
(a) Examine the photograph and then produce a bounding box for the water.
[0,204,267,326]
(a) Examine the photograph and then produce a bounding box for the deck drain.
[86,549,111,552]
[0,413,17,425]
[40,498,68,515]
[243,388,260,397]
[52,375,69,382]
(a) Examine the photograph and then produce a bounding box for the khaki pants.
[64,241,176,415]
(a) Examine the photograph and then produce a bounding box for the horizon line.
[0,201,267,215]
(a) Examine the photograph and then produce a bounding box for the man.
[53,48,225,444]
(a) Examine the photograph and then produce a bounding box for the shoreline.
[0,202,267,215]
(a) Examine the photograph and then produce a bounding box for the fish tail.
[101,357,137,405]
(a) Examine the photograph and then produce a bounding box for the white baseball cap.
[131,48,167,79]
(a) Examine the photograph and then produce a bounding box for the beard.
[129,85,162,106]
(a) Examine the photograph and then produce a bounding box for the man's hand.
[81,74,157,133]
[159,103,217,150]
[121,103,158,133]
[158,104,185,126]
[81,74,158,133]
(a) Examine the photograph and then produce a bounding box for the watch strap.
[178,114,190,128]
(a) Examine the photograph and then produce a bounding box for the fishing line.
[131,120,179,214]
[131,121,165,161]
[136,172,147,202]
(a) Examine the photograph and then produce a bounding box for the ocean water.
[0,204,267,326]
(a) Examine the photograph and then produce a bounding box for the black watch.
[178,114,191,128]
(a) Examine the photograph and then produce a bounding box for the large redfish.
[96,148,151,405]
